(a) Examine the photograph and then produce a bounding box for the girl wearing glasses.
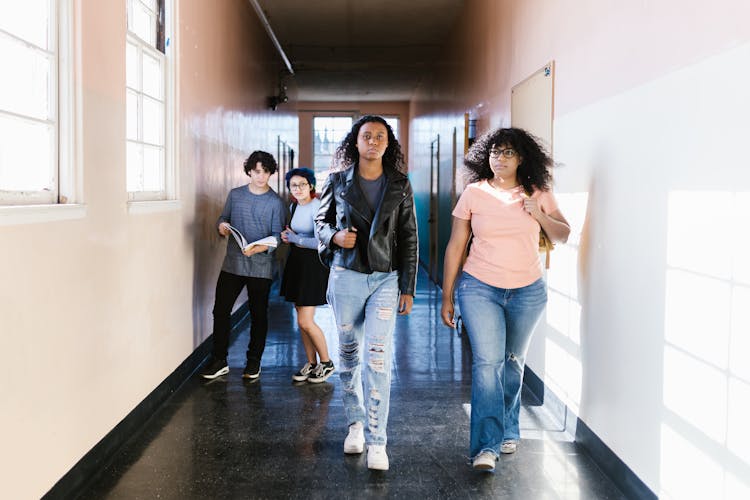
[441,128,570,472]
[280,167,335,384]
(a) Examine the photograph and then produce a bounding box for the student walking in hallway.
[316,115,418,471]
[441,128,570,472]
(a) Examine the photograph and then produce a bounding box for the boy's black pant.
[211,270,272,362]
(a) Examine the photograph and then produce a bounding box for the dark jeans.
[212,270,272,362]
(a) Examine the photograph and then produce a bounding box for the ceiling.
[254,0,465,102]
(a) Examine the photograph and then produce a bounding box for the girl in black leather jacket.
[315,115,418,471]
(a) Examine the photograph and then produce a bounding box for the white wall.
[410,1,750,497]
[549,42,750,498]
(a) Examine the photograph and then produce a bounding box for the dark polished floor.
[80,269,625,500]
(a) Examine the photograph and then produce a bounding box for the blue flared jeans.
[327,266,399,446]
[456,272,547,458]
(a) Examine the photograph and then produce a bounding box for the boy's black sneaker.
[308,361,335,383]
[200,357,229,379]
[242,360,261,379]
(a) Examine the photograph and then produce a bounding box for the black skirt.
[280,245,329,306]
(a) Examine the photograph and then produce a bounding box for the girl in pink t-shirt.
[441,128,570,472]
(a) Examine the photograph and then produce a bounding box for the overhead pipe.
[248,0,294,75]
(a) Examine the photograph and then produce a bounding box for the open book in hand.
[225,224,278,253]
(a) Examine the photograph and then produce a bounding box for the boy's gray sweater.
[217,185,284,279]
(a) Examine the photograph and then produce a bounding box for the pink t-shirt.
[452,180,559,289]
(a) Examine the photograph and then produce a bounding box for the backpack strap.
[288,202,298,226]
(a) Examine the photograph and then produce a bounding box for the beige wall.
[296,101,409,169]
[410,0,750,497]
[0,1,296,498]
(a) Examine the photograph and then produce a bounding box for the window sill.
[127,199,181,215]
[0,203,87,226]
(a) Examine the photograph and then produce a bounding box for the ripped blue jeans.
[456,272,547,459]
[327,266,399,446]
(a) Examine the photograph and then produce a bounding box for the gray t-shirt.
[217,185,284,279]
[358,173,386,213]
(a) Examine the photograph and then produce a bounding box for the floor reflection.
[80,268,625,499]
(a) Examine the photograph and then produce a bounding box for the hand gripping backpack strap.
[539,228,554,269]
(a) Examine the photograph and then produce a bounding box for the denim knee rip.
[340,340,358,365]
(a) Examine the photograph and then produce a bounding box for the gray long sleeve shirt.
[286,198,321,250]
[217,185,284,279]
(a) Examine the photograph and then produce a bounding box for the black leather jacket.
[315,165,418,295]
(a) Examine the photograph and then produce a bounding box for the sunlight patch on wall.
[729,193,750,382]
[544,338,582,414]
[660,424,733,499]
[666,191,732,278]
[539,192,588,414]
[725,475,750,500]
[663,345,727,442]
[664,270,730,369]
[662,190,750,498]
[727,377,750,465]
[731,193,750,285]
[546,287,582,345]
[730,285,750,381]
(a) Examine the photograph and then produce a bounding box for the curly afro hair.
[332,115,406,174]
[464,128,552,193]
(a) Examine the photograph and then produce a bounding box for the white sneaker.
[367,445,389,471]
[343,422,365,454]
[473,451,496,471]
[501,440,518,454]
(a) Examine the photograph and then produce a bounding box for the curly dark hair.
[332,115,406,174]
[464,128,552,193]
[243,150,277,176]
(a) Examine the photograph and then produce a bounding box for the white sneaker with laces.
[473,451,496,471]
[343,422,365,454]
[367,444,389,471]
[501,440,518,454]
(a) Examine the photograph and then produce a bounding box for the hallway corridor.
[79,269,624,499]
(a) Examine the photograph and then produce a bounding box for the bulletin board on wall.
[510,61,555,155]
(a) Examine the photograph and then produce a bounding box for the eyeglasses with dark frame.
[289,182,310,190]
[489,148,517,159]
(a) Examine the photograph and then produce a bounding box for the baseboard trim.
[575,418,657,500]
[524,367,656,500]
[43,306,250,500]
